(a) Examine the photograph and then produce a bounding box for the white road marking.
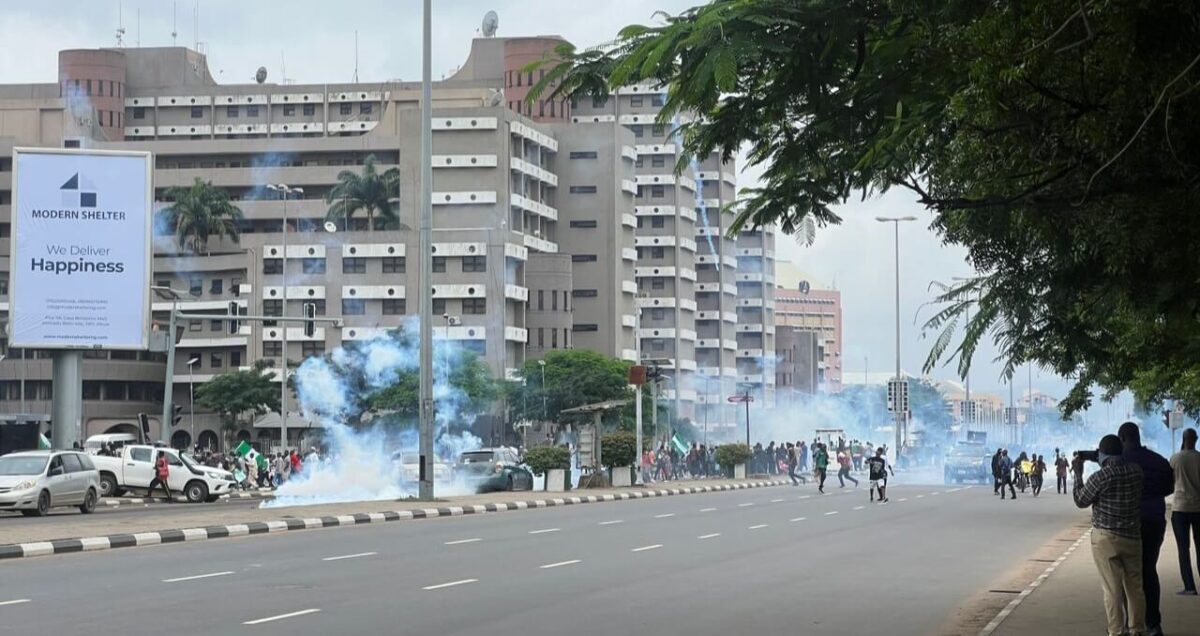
[699,507,717,512]
[790,517,807,522]
[748,524,768,530]
[853,505,865,510]
[444,538,483,546]
[654,513,676,518]
[162,571,235,583]
[697,533,721,539]
[899,498,909,502]
[737,502,754,508]
[540,560,582,569]
[423,579,479,591]
[770,498,784,503]
[0,599,31,607]
[631,544,663,552]
[931,492,941,496]
[528,528,560,535]
[598,520,624,526]
[322,552,376,562]
[243,609,321,625]
[799,495,812,500]
[824,511,839,516]
[916,495,925,499]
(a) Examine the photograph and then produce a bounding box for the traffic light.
[302,302,317,337]
[228,301,240,335]
[1164,410,1171,429]
[171,404,184,427]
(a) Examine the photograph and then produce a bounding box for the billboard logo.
[60,172,97,208]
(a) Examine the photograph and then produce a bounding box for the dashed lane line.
[423,579,479,591]
[322,552,376,562]
[824,511,839,516]
[699,507,717,512]
[789,517,807,522]
[748,524,768,530]
[631,544,663,552]
[697,533,721,540]
[654,513,676,518]
[853,506,865,510]
[770,498,785,503]
[737,502,754,508]
[0,600,31,607]
[243,609,321,625]
[528,528,560,535]
[540,560,581,569]
[598,520,623,526]
[163,571,234,583]
[444,538,483,545]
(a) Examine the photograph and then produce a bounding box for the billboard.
[10,148,152,350]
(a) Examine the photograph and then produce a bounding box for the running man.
[867,447,894,502]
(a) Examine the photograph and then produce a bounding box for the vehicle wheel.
[32,490,51,517]
[506,475,514,491]
[98,473,119,498]
[184,481,208,503]
[79,488,97,514]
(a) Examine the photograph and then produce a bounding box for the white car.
[391,452,452,482]
[0,450,101,516]
[92,445,236,502]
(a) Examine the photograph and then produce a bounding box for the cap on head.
[1098,434,1123,456]
[1117,421,1141,445]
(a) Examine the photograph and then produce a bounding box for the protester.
[1169,428,1200,596]
[1073,434,1146,636]
[814,443,829,493]
[1056,451,1070,494]
[1119,421,1175,636]
[147,450,172,502]
[999,449,1017,500]
[1031,454,1046,497]
[837,450,858,488]
[867,447,894,503]
[785,442,799,486]
[992,448,1004,496]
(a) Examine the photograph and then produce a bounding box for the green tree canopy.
[507,350,633,425]
[368,348,498,423]
[529,0,1200,415]
[325,154,403,232]
[161,178,244,254]
[194,360,280,429]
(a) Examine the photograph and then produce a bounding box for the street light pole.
[267,184,302,451]
[417,0,435,501]
[876,215,916,461]
[187,357,198,447]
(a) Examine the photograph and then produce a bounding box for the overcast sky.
[0,0,1091,405]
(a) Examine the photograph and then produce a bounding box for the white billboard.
[10,148,152,350]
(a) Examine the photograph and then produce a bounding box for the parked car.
[391,451,453,483]
[91,445,236,502]
[456,448,534,493]
[0,450,100,516]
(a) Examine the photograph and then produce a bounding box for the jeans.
[1057,474,1068,493]
[837,467,858,487]
[1172,510,1200,592]
[1001,475,1016,499]
[1140,517,1166,629]
[816,468,827,490]
[1091,528,1146,636]
[787,463,799,485]
[147,477,171,500]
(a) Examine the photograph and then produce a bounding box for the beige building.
[0,34,772,448]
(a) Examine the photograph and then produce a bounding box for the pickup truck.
[92,445,236,503]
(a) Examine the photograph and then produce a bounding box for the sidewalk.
[991,519,1200,635]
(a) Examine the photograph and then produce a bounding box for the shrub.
[523,445,571,476]
[601,431,638,468]
[715,443,753,471]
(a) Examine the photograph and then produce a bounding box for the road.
[0,481,1083,635]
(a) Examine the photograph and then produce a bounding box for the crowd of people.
[640,443,717,482]
[192,446,323,490]
[990,449,1062,499]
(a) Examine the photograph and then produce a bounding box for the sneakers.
[1179,589,1198,596]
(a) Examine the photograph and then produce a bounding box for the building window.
[632,125,644,138]
[651,185,665,198]
[307,300,327,315]
[650,247,665,259]
[630,95,644,107]
[342,299,366,315]
[569,151,598,160]
[83,381,101,400]
[227,106,238,118]
[651,94,665,107]
[569,185,597,194]
[301,258,326,274]
[381,257,405,273]
[651,155,666,168]
[573,324,599,332]
[651,339,666,351]
[651,308,665,320]
[461,256,486,273]
[652,124,666,136]
[462,298,486,315]
[211,352,224,368]
[360,103,373,115]
[537,328,544,348]
[230,351,242,368]
[263,259,282,275]
[651,278,666,290]
[247,105,260,117]
[571,254,597,263]
[651,216,665,229]
[537,290,544,311]
[301,342,325,358]
[563,291,569,312]
[211,319,223,332]
[303,103,316,116]
[635,157,644,169]
[342,257,366,274]
[210,279,223,295]
[569,220,598,229]
[263,341,282,357]
[189,277,203,297]
[432,299,446,315]
[573,289,598,298]
[263,300,282,317]
[551,329,558,348]
[283,105,296,116]
[551,291,558,311]
[132,107,145,119]
[189,106,203,119]
[591,96,606,108]
[432,257,446,273]
[382,299,406,315]
[340,103,353,115]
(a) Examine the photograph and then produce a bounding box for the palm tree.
[161,178,244,254]
[325,154,403,233]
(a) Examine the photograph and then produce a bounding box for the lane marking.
[698,533,721,540]
[444,538,482,546]
[799,495,812,500]
[790,517,807,522]
[654,513,676,518]
[322,552,376,562]
[770,498,784,503]
[243,609,321,625]
[748,524,768,530]
[423,579,479,591]
[598,520,624,526]
[916,495,925,499]
[737,502,754,508]
[0,599,31,607]
[163,571,235,583]
[631,544,663,552]
[528,528,560,535]
[899,498,909,502]
[824,511,839,516]
[853,505,865,510]
[699,507,717,512]
[540,559,582,569]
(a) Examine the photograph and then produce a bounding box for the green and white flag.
[234,440,268,471]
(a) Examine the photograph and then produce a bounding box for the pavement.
[0,478,1096,635]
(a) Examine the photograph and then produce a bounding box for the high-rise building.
[0,33,773,448]
[773,260,842,392]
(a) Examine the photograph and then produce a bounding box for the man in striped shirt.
[1073,434,1146,636]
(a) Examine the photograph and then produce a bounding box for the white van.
[84,433,140,455]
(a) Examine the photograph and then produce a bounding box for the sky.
[0,0,1092,407]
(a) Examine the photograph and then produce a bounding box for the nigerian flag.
[234,440,268,472]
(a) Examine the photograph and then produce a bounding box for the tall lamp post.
[417,0,436,501]
[187,356,199,448]
[876,215,917,461]
[266,183,302,451]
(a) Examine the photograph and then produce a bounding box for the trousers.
[1140,518,1166,629]
[1090,528,1146,636]
[1172,510,1200,592]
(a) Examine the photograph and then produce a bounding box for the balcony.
[433,191,498,206]
[511,194,558,221]
[510,157,558,187]
[509,121,558,152]
[504,326,528,343]
[504,284,529,302]
[433,154,498,168]
[262,285,326,300]
[431,284,486,299]
[341,285,405,299]
[522,234,559,254]
[434,116,499,131]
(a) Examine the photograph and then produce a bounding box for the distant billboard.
[9,148,152,350]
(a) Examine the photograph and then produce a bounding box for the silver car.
[0,450,101,516]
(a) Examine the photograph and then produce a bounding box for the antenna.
[353,30,359,83]
[136,8,140,47]
[193,0,199,51]
[171,1,177,45]
[115,0,126,47]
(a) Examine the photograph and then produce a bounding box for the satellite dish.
[255,66,268,84]
[481,10,499,37]
[323,221,338,234]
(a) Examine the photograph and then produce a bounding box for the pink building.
[774,261,843,392]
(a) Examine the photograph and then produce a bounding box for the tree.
[325,154,402,232]
[528,1,1200,415]
[368,349,498,423]
[506,350,633,426]
[194,361,280,446]
[161,178,243,254]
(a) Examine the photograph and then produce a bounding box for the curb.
[1,480,789,561]
[101,491,275,507]
[977,527,1092,635]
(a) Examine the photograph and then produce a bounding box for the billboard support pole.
[50,350,83,449]
[160,306,178,444]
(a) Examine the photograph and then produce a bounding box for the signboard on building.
[9,148,153,350]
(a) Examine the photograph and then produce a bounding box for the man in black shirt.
[866,447,894,503]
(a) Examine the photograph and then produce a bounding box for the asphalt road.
[0,481,1083,635]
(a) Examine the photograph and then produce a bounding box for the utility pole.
[417,0,435,501]
[876,216,916,460]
